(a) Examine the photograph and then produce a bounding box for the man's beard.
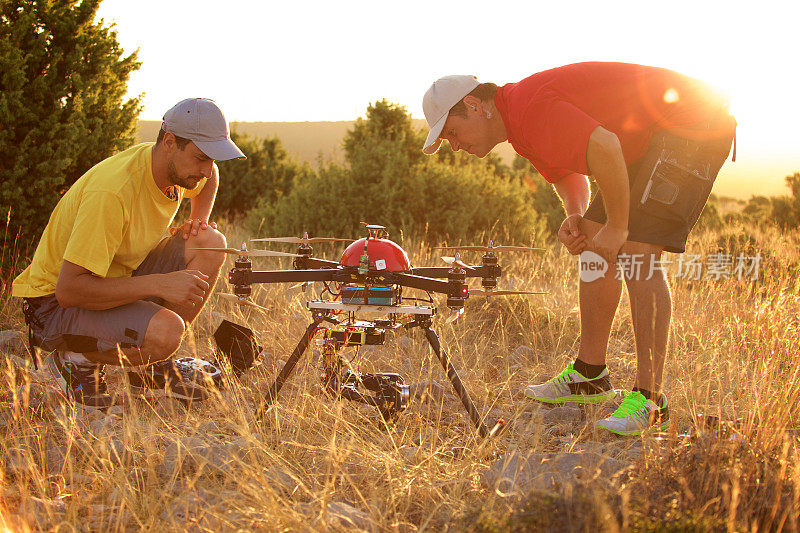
[167,158,202,189]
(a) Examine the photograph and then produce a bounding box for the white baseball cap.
[162,98,246,161]
[422,75,480,154]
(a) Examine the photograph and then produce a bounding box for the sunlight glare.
[663,88,680,104]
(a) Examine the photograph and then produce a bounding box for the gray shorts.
[24,234,186,353]
[584,116,736,253]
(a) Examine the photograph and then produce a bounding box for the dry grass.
[0,222,798,531]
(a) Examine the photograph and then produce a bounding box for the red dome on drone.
[339,237,411,271]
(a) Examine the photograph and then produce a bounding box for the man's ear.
[462,95,482,114]
[161,131,177,152]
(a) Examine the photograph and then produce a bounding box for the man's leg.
[577,247,623,366]
[624,249,670,395]
[129,228,227,324]
[578,218,669,389]
[82,307,186,366]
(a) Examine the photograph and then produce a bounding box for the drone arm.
[393,272,454,296]
[295,257,340,269]
[232,269,342,285]
[409,266,498,279]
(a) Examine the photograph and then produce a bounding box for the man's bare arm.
[55,260,208,310]
[172,163,220,239]
[552,173,591,216]
[585,126,630,262]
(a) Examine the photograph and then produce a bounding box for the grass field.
[0,221,798,531]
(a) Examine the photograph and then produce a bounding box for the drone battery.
[341,285,394,305]
[326,327,386,346]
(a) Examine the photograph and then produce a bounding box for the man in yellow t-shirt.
[13,98,245,410]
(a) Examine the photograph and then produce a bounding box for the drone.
[197,224,544,439]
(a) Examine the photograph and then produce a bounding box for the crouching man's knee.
[135,309,185,365]
[185,227,227,269]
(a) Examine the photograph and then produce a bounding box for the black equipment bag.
[213,320,262,376]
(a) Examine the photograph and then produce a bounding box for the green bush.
[0,0,141,243]
[214,132,308,218]
[246,100,547,245]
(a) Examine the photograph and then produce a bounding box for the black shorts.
[584,117,736,253]
[24,234,186,354]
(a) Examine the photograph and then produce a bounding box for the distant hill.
[136,120,793,199]
[136,119,519,168]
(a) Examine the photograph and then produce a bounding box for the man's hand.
[558,214,587,255]
[157,270,210,307]
[591,224,629,264]
[169,218,218,240]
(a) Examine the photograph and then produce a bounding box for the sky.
[96,0,799,198]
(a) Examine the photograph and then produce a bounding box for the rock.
[0,330,27,355]
[542,405,582,424]
[325,501,375,531]
[106,405,125,418]
[510,345,536,366]
[45,446,68,476]
[400,445,422,464]
[85,504,127,531]
[18,496,66,529]
[128,467,151,491]
[159,439,241,478]
[410,381,445,404]
[396,336,414,353]
[99,437,127,464]
[90,414,121,436]
[163,437,208,461]
[263,465,302,496]
[482,450,630,494]
[5,448,30,477]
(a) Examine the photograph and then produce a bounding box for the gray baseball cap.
[162,98,246,161]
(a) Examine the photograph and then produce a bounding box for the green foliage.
[738,173,800,230]
[695,201,724,232]
[512,155,564,234]
[247,100,546,244]
[213,131,308,218]
[0,0,141,242]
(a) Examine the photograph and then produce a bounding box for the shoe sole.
[524,389,617,404]
[46,355,113,412]
[596,420,670,436]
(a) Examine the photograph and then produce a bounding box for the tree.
[213,131,308,218]
[248,99,545,245]
[0,0,141,242]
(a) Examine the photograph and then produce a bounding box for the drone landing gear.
[254,311,504,439]
[410,316,505,439]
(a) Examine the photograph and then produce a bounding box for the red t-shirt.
[494,62,731,183]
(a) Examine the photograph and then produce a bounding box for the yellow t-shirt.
[12,143,206,298]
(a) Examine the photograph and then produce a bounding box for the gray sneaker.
[524,362,616,404]
[47,351,115,411]
[126,357,221,402]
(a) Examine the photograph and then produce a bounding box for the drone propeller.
[251,236,351,244]
[217,293,269,311]
[445,308,465,323]
[441,253,475,270]
[191,247,301,258]
[469,288,548,296]
[436,243,544,253]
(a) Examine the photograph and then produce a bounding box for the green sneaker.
[524,362,616,404]
[596,390,670,435]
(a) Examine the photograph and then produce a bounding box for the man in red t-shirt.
[422,62,735,435]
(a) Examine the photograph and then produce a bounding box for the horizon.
[136,118,797,201]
